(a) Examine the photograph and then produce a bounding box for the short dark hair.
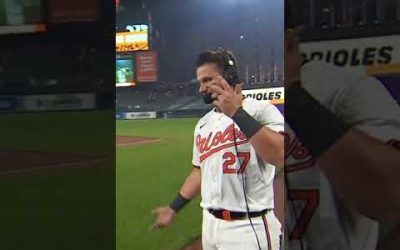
[195,50,237,76]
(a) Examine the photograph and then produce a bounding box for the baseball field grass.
[0,112,202,250]
[0,111,114,250]
[117,118,203,250]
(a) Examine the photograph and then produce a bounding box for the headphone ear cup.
[225,70,234,86]
[225,68,239,86]
[231,70,239,85]
[223,51,239,85]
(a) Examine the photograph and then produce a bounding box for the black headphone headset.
[221,50,240,86]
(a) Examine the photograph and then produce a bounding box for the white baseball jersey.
[192,98,284,212]
[285,61,400,250]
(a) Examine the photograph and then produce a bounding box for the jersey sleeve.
[302,62,400,144]
[192,129,201,168]
[256,101,285,133]
[336,75,400,143]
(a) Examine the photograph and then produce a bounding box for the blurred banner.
[116,112,125,120]
[0,96,23,112]
[242,87,284,105]
[24,93,96,111]
[300,35,400,102]
[49,0,98,23]
[136,51,158,82]
[124,112,157,120]
[300,35,400,75]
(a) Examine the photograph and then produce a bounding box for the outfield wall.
[0,93,97,113]
[116,87,285,120]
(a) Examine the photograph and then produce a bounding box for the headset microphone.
[203,94,214,104]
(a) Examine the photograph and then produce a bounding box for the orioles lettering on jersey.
[283,131,316,173]
[196,124,248,163]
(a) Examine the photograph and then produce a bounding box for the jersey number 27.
[222,151,250,174]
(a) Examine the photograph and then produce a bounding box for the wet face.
[196,63,222,95]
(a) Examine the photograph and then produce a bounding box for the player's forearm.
[250,127,284,166]
[179,167,201,200]
[231,107,284,166]
[318,129,400,222]
[169,168,201,213]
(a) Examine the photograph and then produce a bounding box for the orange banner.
[136,51,158,82]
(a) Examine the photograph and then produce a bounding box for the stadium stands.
[116,81,205,112]
[0,42,106,95]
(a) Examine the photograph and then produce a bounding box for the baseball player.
[151,50,285,250]
[283,11,400,250]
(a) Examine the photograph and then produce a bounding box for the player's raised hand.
[210,76,243,117]
[149,206,176,232]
